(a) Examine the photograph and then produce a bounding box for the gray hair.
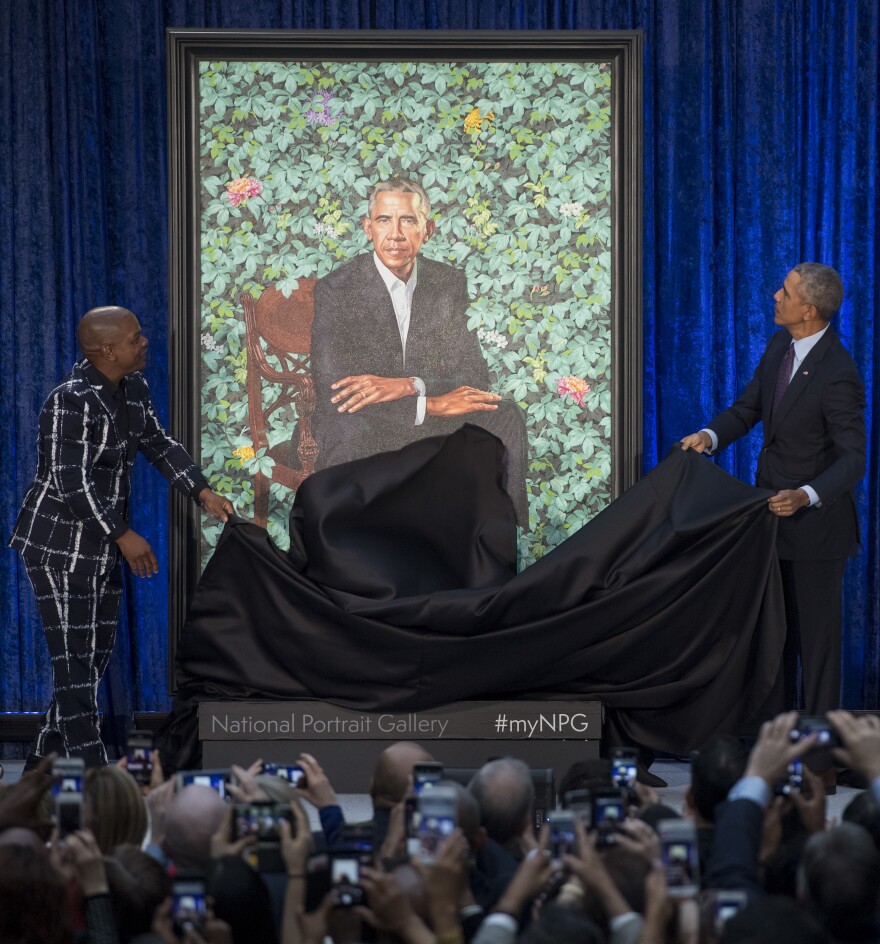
[367,177,431,221]
[793,262,844,320]
[468,757,534,845]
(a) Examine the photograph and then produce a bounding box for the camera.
[658,819,699,898]
[611,750,639,792]
[172,877,207,937]
[126,730,154,787]
[414,785,457,863]
[263,763,307,788]
[774,758,804,796]
[546,809,578,864]
[412,761,444,795]
[175,768,231,799]
[52,757,85,839]
[331,854,365,907]
[232,802,294,843]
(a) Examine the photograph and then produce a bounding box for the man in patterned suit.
[9,306,234,768]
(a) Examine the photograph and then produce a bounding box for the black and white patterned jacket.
[9,359,206,575]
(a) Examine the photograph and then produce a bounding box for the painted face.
[362,191,435,281]
[113,315,149,374]
[773,270,811,330]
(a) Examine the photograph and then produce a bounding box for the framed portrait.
[167,29,643,680]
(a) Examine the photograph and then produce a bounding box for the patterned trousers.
[24,560,123,767]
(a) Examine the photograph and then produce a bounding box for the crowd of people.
[2,710,880,944]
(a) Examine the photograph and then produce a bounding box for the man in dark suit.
[311,177,528,524]
[9,306,234,767]
[682,263,866,718]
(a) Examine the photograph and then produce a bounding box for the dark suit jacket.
[9,360,205,576]
[311,253,490,469]
[708,326,865,560]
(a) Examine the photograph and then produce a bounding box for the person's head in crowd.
[517,901,604,944]
[720,895,826,944]
[0,844,72,944]
[104,845,172,944]
[370,741,434,809]
[600,844,649,914]
[558,759,612,797]
[0,826,46,853]
[468,757,534,855]
[761,830,809,899]
[84,765,148,854]
[843,789,880,852]
[161,784,226,870]
[798,823,880,942]
[687,735,748,826]
[206,854,279,944]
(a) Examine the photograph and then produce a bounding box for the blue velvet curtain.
[2,1,878,748]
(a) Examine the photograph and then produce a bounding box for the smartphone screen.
[547,811,578,863]
[415,786,457,863]
[176,769,229,798]
[52,758,85,797]
[658,819,699,898]
[126,731,154,787]
[263,763,307,787]
[332,856,364,906]
[611,754,638,790]
[172,880,207,935]
[412,762,444,795]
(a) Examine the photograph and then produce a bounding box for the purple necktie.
[772,343,796,416]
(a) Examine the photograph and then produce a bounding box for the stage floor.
[0,761,861,822]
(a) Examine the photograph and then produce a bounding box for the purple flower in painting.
[305,89,341,127]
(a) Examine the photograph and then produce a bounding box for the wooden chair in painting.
[240,281,319,527]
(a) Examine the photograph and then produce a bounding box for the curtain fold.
[2,0,877,748]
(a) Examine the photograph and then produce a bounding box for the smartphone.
[52,757,85,839]
[561,788,592,828]
[331,854,365,907]
[51,757,85,797]
[415,785,457,863]
[611,751,639,791]
[233,802,294,842]
[172,877,207,936]
[658,819,700,898]
[713,889,748,933]
[412,762,444,795]
[339,822,375,863]
[175,768,230,798]
[546,809,578,864]
[126,730,154,787]
[263,763,307,788]
[791,716,840,749]
[774,758,804,796]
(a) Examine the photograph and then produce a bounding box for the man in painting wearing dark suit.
[9,306,234,768]
[311,177,528,524]
[681,263,866,722]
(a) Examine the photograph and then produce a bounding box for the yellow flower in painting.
[464,107,495,133]
[232,446,255,462]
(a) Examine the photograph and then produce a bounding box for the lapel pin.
[802,370,809,375]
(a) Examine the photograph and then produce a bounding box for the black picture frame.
[166,28,643,690]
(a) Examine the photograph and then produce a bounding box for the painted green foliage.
[199,59,612,568]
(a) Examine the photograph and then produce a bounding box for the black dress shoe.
[637,763,668,788]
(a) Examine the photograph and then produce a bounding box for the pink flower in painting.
[225,177,263,207]
[556,375,591,407]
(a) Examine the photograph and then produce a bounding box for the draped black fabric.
[3,2,879,753]
[171,427,785,759]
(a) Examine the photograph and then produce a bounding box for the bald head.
[161,785,226,870]
[77,306,148,381]
[77,306,137,353]
[370,742,434,808]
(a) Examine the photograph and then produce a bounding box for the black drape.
[169,426,785,760]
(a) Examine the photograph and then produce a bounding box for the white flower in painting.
[478,327,509,350]
[201,332,220,352]
[559,201,584,218]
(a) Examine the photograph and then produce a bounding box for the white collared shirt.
[372,252,426,424]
